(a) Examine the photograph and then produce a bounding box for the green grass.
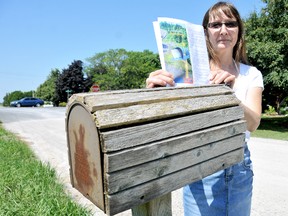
[0,125,92,216]
[251,115,288,141]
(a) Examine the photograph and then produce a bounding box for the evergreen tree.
[54,60,93,105]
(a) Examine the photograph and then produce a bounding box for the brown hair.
[202,1,249,66]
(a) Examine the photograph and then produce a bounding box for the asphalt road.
[0,107,287,216]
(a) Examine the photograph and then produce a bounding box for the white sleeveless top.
[233,63,264,141]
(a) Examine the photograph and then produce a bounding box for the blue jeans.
[183,144,253,216]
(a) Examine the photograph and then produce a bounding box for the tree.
[85,49,128,90]
[35,69,60,102]
[85,49,161,90]
[54,60,93,105]
[120,50,161,89]
[244,0,288,113]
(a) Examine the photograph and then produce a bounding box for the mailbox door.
[67,104,104,211]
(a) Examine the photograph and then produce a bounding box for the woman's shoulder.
[239,63,262,77]
[239,63,264,88]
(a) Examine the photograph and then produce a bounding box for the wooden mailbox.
[66,85,246,215]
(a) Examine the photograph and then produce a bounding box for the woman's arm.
[241,87,263,132]
[209,69,263,132]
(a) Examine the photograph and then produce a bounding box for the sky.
[0,0,265,102]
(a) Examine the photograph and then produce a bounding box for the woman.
[146,2,264,216]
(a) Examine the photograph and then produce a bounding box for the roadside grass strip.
[0,125,92,216]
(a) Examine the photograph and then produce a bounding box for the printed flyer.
[153,17,210,86]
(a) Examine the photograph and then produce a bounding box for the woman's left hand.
[209,69,236,87]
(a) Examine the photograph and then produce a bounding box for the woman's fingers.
[223,74,236,84]
[210,70,236,85]
[146,70,175,88]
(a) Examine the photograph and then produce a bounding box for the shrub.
[264,105,278,115]
[58,102,67,107]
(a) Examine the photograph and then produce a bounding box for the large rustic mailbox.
[66,85,246,215]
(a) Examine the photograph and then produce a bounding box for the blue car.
[10,97,44,107]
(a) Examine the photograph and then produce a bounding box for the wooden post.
[131,193,172,216]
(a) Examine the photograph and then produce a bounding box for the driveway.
[0,107,287,216]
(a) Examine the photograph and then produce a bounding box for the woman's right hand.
[146,69,175,88]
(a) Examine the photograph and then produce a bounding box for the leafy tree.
[86,48,128,75]
[85,49,128,90]
[85,49,160,90]
[54,60,93,105]
[120,50,161,89]
[35,69,60,103]
[244,0,288,113]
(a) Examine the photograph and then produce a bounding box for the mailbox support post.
[131,193,172,216]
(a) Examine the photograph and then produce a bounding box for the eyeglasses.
[207,21,238,29]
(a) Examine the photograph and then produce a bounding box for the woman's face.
[206,11,239,55]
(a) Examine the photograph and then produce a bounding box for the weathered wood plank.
[83,85,233,112]
[105,134,245,194]
[95,94,240,129]
[131,193,172,216]
[100,106,244,152]
[104,120,246,172]
[67,85,233,112]
[105,148,244,215]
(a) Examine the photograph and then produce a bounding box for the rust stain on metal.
[92,163,98,179]
[73,124,93,193]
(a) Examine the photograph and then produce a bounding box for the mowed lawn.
[251,115,288,141]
